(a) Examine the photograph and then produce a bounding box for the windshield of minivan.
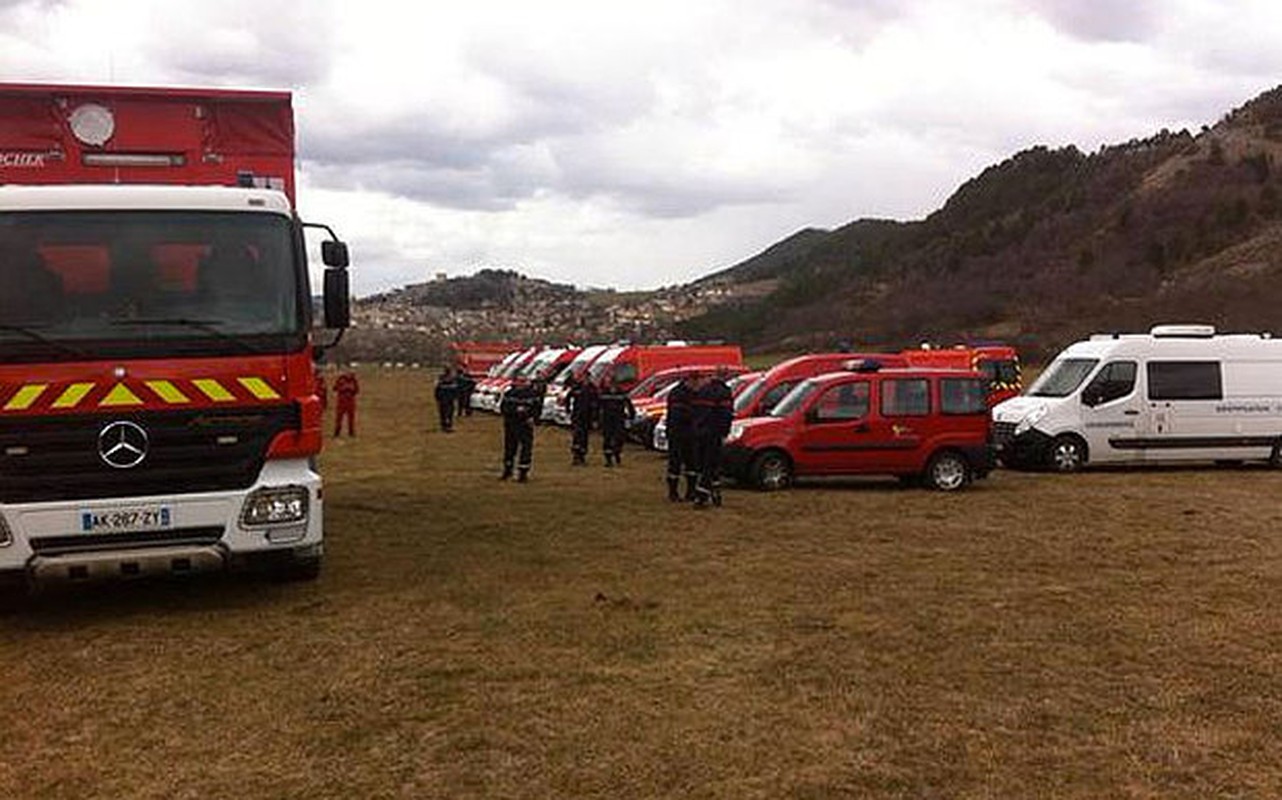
[733,377,765,414]
[1026,357,1099,397]
[770,379,818,417]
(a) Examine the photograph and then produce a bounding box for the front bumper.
[992,423,1054,468]
[0,458,322,582]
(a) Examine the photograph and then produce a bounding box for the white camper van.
[993,325,1282,471]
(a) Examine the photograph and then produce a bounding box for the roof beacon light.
[82,153,185,167]
[844,358,883,373]
[1151,324,1216,338]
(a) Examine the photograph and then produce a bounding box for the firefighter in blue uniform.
[691,370,734,507]
[597,376,635,467]
[566,373,597,465]
[499,374,541,482]
[664,373,700,501]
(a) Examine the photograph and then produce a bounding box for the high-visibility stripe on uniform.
[146,380,191,404]
[237,377,281,400]
[193,379,236,402]
[4,384,47,411]
[100,383,144,407]
[51,382,95,409]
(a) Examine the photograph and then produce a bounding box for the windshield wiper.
[110,318,264,355]
[0,324,95,359]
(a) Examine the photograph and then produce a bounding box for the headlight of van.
[726,422,745,443]
[241,486,310,527]
[1014,405,1048,436]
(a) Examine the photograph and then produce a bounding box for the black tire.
[1047,435,1086,473]
[924,450,970,492]
[750,450,793,491]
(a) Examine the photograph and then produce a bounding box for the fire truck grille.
[0,405,299,504]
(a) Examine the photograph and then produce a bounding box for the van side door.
[1078,360,1142,463]
[1144,360,1225,462]
[793,379,872,474]
[875,376,932,473]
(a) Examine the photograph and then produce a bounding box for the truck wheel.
[1048,435,1086,473]
[751,451,793,491]
[924,451,970,491]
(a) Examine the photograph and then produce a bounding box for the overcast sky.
[3,0,1281,295]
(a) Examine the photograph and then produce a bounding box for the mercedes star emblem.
[98,421,149,469]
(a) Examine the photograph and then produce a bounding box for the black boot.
[684,475,698,501]
[667,478,681,502]
[517,469,529,483]
[500,465,513,480]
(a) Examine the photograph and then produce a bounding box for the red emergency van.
[733,353,908,419]
[599,343,743,391]
[721,363,995,491]
[900,344,1021,404]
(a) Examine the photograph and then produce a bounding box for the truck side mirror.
[1081,388,1100,407]
[323,268,351,329]
[322,240,350,268]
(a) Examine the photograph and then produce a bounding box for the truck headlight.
[1014,405,1048,436]
[241,486,310,527]
[726,422,745,443]
[0,513,11,547]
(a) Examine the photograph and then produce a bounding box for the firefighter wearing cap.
[566,373,597,466]
[691,371,734,507]
[664,373,700,501]
[597,376,635,467]
[500,374,541,481]
[333,369,360,437]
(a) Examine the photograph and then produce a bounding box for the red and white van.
[721,364,995,491]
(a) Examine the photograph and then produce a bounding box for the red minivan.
[722,365,995,491]
[733,352,908,419]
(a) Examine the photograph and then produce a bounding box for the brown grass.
[4,367,1282,798]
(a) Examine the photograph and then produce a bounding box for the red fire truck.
[0,83,351,593]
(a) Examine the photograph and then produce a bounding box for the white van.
[993,325,1282,471]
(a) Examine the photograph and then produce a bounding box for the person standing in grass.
[597,375,635,467]
[333,369,360,437]
[500,374,540,482]
[691,370,734,507]
[566,373,597,466]
[455,367,476,417]
[665,373,699,501]
[434,366,459,432]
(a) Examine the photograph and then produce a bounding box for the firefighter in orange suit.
[334,370,360,437]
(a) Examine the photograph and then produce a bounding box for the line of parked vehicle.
[460,325,1282,492]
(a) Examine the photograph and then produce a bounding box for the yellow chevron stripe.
[4,384,47,411]
[193,379,236,402]
[99,383,143,407]
[146,380,191,404]
[237,377,281,400]
[52,382,95,409]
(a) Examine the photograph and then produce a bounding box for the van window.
[1147,361,1222,401]
[771,380,818,417]
[940,378,987,414]
[612,362,638,385]
[1082,361,1136,405]
[881,379,930,416]
[812,381,870,421]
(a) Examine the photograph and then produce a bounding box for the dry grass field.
[5,367,1282,798]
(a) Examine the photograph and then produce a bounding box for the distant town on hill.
[334,85,1282,365]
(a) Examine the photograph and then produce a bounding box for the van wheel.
[751,451,793,491]
[1048,435,1086,473]
[925,451,970,491]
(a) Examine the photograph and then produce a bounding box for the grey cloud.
[1027,0,1163,43]
[142,4,334,88]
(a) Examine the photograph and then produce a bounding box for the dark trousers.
[458,392,472,416]
[667,431,697,495]
[503,419,534,474]
[437,399,455,431]
[602,421,625,459]
[334,403,356,437]
[571,416,591,460]
[694,433,724,502]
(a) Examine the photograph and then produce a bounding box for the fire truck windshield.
[0,211,304,362]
